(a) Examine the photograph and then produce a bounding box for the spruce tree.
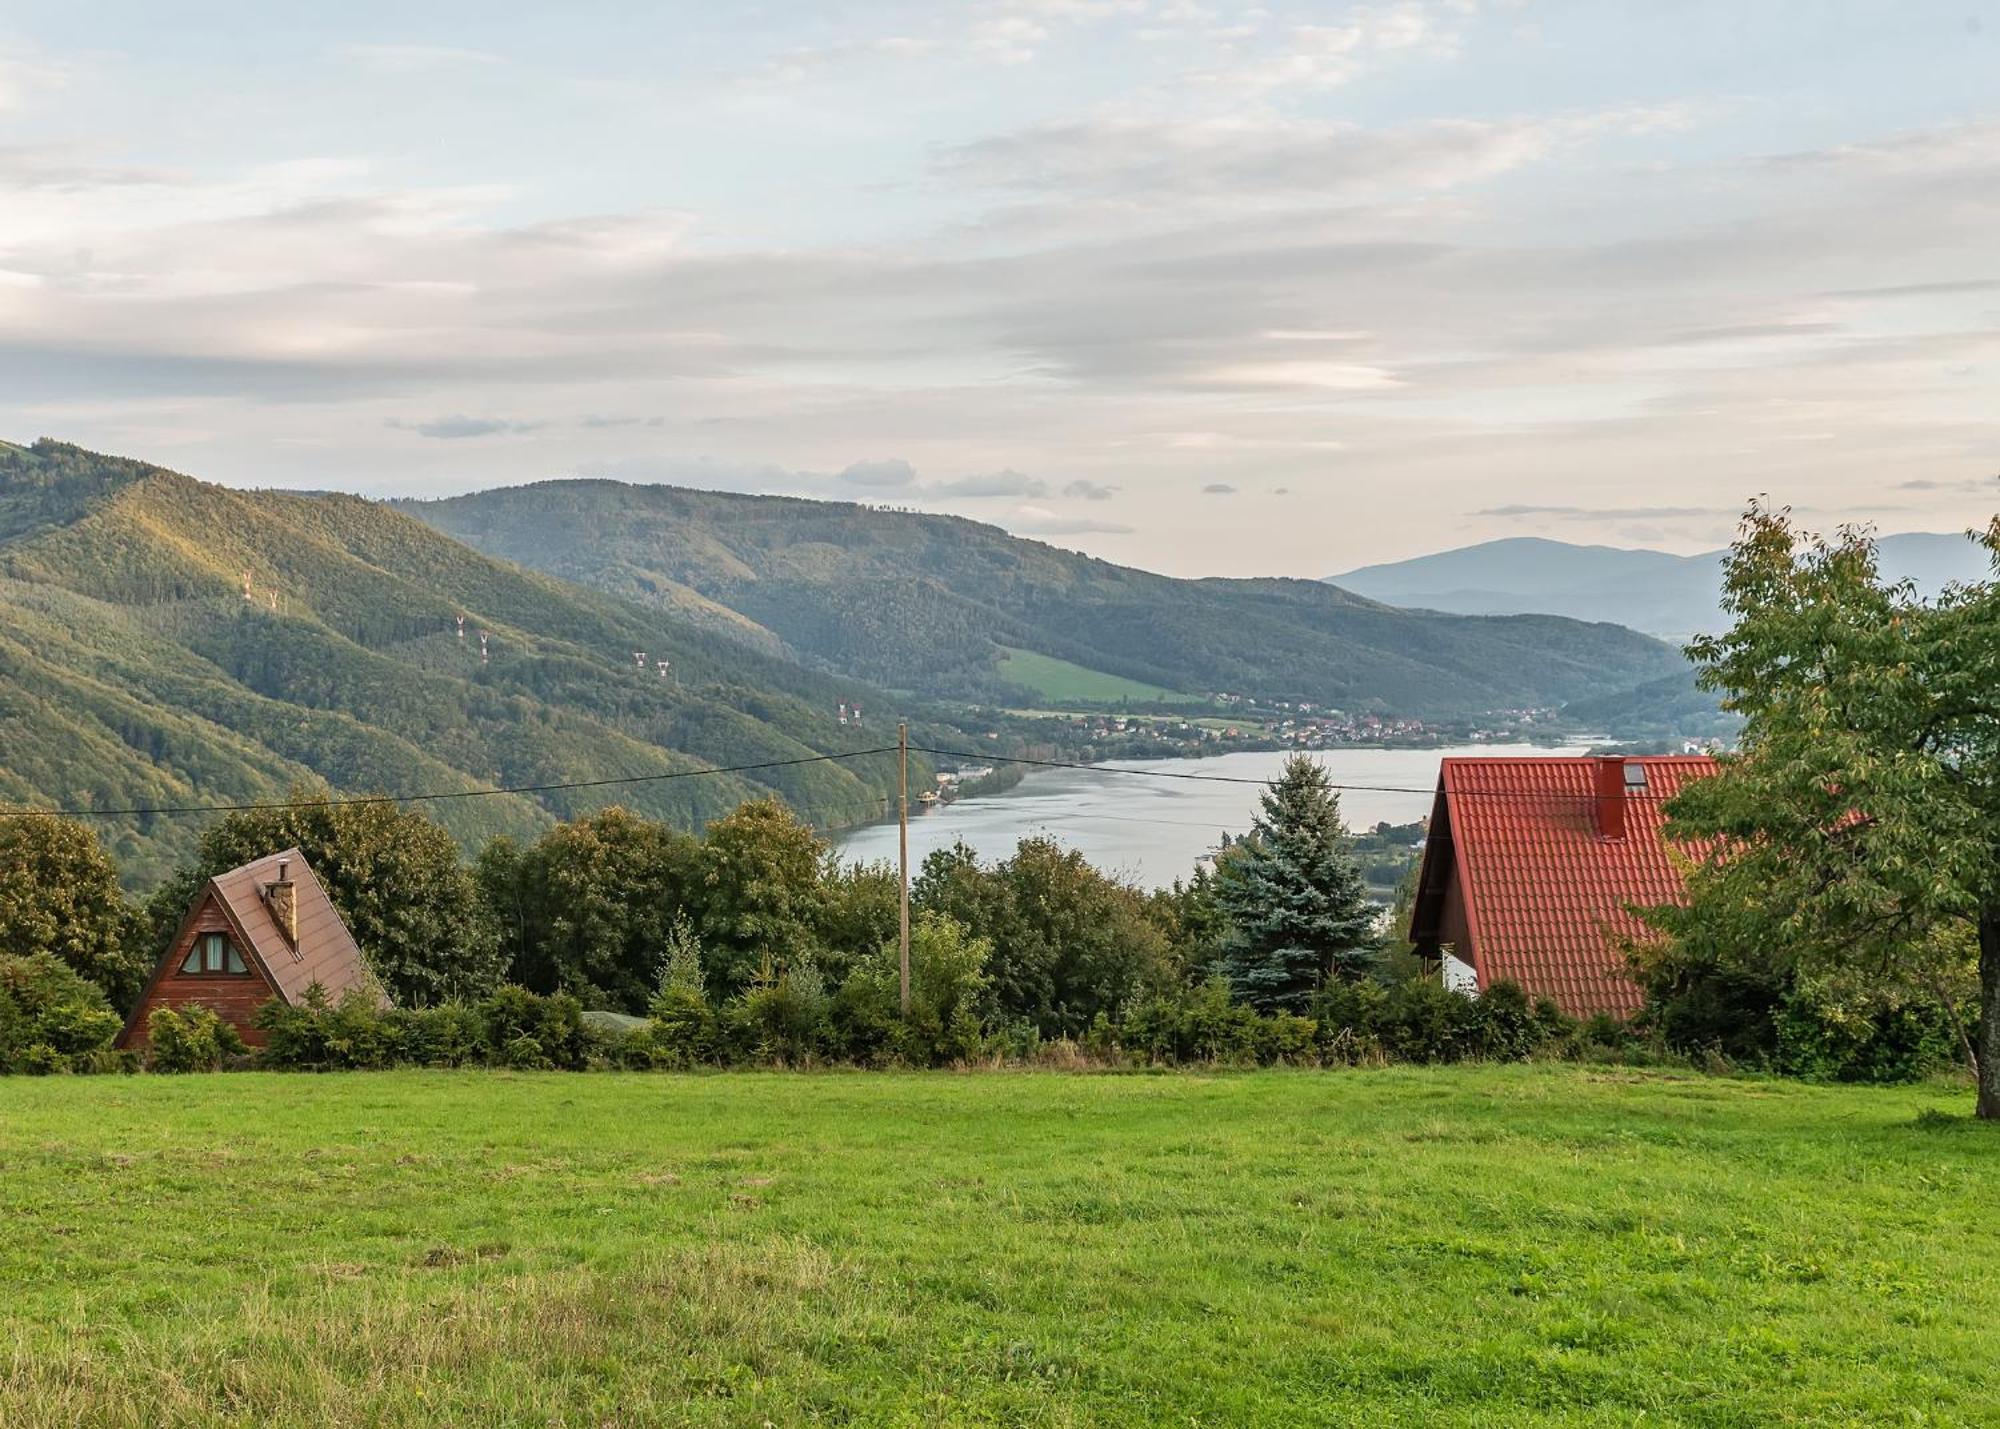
[1216,755,1378,1012]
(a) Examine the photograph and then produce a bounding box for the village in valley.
[3,5,1998,1425]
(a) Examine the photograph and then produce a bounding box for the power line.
[0,747,902,822]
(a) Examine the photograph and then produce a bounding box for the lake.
[834,743,1586,887]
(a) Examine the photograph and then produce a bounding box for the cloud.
[836,457,919,489]
[390,414,543,439]
[931,467,1050,498]
[0,50,67,112]
[1189,4,1468,95]
[1004,505,1135,536]
[578,414,663,428]
[1897,476,1997,493]
[1062,478,1118,500]
[1201,482,1238,495]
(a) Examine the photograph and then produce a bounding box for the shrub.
[146,1005,246,1073]
[1124,977,1261,1065]
[830,913,992,1067]
[0,952,123,1073]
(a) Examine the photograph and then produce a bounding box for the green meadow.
[3,1067,1994,1426]
[993,646,1198,706]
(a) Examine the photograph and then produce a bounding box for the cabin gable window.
[178,931,249,977]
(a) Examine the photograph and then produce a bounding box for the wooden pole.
[898,721,911,1014]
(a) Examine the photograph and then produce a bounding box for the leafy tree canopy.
[1648,507,2000,1115]
[0,816,145,1009]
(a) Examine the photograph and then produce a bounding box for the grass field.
[994,646,1198,706]
[3,1067,1996,1426]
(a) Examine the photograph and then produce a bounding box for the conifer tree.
[1216,755,1377,1011]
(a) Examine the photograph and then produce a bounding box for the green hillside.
[994,647,1197,705]
[0,443,922,884]
[406,481,1688,714]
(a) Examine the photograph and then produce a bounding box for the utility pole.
[898,720,911,1015]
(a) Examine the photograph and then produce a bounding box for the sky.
[2,1,1997,576]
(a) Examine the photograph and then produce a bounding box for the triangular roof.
[1410,756,1718,1017]
[207,848,381,1006]
[122,849,384,1044]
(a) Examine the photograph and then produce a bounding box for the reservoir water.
[833,742,1585,888]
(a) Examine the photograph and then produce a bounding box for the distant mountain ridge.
[404,480,1689,716]
[1329,533,1993,639]
[0,442,921,883]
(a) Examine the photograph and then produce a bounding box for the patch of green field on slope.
[2,1067,1995,1426]
[995,645,1200,706]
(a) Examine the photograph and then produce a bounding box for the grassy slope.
[2,1066,1994,1426]
[0,443,926,881]
[407,481,1688,715]
[995,645,1197,706]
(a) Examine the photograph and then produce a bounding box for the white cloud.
[1005,504,1135,535]
[0,49,67,112]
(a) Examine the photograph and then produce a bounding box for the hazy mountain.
[403,480,1687,716]
[1329,533,1993,639]
[0,442,923,883]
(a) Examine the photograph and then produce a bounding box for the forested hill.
[405,480,1688,711]
[0,442,921,884]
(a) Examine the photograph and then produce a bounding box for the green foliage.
[1637,937,1966,1083]
[832,912,991,1066]
[0,441,916,886]
[1645,506,2000,1112]
[0,816,146,1009]
[694,799,828,996]
[0,952,123,1073]
[914,836,1176,1037]
[724,953,830,1066]
[255,985,596,1071]
[144,1005,246,1073]
[149,786,502,1007]
[1216,754,1378,1011]
[480,806,701,1012]
[645,915,720,1068]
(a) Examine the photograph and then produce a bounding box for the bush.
[830,913,991,1067]
[1125,977,1262,1065]
[1313,977,1574,1066]
[0,952,124,1073]
[254,985,594,1071]
[146,1005,246,1073]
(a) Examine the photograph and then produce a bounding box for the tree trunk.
[1979,909,2000,1121]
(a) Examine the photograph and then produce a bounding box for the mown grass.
[993,647,1197,706]
[2,1066,1995,1426]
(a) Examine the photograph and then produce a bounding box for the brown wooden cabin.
[118,848,385,1050]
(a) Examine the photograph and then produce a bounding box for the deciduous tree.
[0,816,145,1009]
[1648,507,2000,1115]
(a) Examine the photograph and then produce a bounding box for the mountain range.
[404,480,1685,714]
[1329,533,1994,639]
[0,441,922,882]
[2,442,1707,884]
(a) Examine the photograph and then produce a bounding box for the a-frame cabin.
[118,848,385,1050]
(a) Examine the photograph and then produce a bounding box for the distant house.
[1408,755,1719,1019]
[118,849,384,1050]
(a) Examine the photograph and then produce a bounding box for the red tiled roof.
[1427,756,1718,1018]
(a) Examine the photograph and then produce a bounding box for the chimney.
[1593,756,1627,841]
[266,859,299,951]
